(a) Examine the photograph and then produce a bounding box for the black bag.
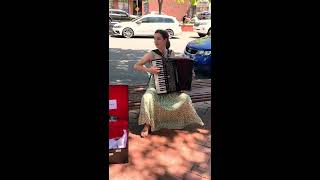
[109,148,128,164]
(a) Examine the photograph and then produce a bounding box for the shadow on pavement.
[109,48,211,85]
[109,48,150,85]
[119,103,211,179]
[109,125,211,180]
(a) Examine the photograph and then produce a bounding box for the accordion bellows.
[152,57,193,94]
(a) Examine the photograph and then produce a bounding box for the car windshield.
[131,17,139,22]
[197,12,211,20]
[133,16,146,22]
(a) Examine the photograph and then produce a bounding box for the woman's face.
[154,33,166,49]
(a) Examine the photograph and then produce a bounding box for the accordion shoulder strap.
[146,49,172,89]
[152,49,172,59]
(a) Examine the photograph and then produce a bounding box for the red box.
[108,85,129,164]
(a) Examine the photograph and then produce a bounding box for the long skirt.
[138,76,204,132]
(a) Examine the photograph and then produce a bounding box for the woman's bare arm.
[133,52,160,74]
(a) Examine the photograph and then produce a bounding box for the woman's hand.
[148,66,160,74]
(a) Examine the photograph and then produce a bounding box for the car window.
[113,11,121,15]
[151,17,164,23]
[133,16,143,22]
[142,17,167,23]
[141,17,152,23]
[164,18,174,23]
[119,11,128,16]
[140,17,149,23]
[197,12,211,20]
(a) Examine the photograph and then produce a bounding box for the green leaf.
[191,0,198,6]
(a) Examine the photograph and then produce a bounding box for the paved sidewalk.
[109,101,212,180]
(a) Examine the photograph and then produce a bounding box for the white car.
[148,11,167,15]
[193,19,211,37]
[112,14,182,38]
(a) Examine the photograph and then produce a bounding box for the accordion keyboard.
[152,59,167,94]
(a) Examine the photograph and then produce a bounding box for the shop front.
[109,0,142,15]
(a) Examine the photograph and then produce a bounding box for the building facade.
[146,0,189,21]
[109,0,142,15]
[109,0,210,21]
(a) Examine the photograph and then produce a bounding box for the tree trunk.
[158,0,163,14]
[191,5,196,17]
[190,0,198,17]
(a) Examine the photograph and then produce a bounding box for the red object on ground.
[109,120,128,139]
[181,24,194,32]
[109,85,129,164]
[109,85,128,139]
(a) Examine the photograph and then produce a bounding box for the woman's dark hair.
[155,29,170,49]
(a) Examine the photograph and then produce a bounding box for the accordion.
[151,57,194,94]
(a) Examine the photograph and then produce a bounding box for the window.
[118,11,127,16]
[118,0,129,13]
[164,18,174,23]
[141,17,151,23]
[141,17,165,23]
[112,10,128,16]
[149,17,163,23]
[140,18,147,23]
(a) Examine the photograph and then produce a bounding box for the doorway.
[133,0,142,16]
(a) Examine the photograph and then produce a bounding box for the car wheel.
[122,28,134,38]
[198,33,206,37]
[166,29,174,38]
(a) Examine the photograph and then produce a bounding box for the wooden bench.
[128,79,211,110]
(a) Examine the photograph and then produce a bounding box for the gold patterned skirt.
[138,76,204,132]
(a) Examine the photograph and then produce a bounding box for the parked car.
[109,9,139,22]
[193,19,211,37]
[148,11,167,15]
[196,11,211,20]
[112,14,182,38]
[184,34,212,75]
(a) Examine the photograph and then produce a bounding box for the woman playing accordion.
[133,29,204,138]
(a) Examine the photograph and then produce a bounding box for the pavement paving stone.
[183,172,205,180]
[191,164,210,177]
[110,100,212,180]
